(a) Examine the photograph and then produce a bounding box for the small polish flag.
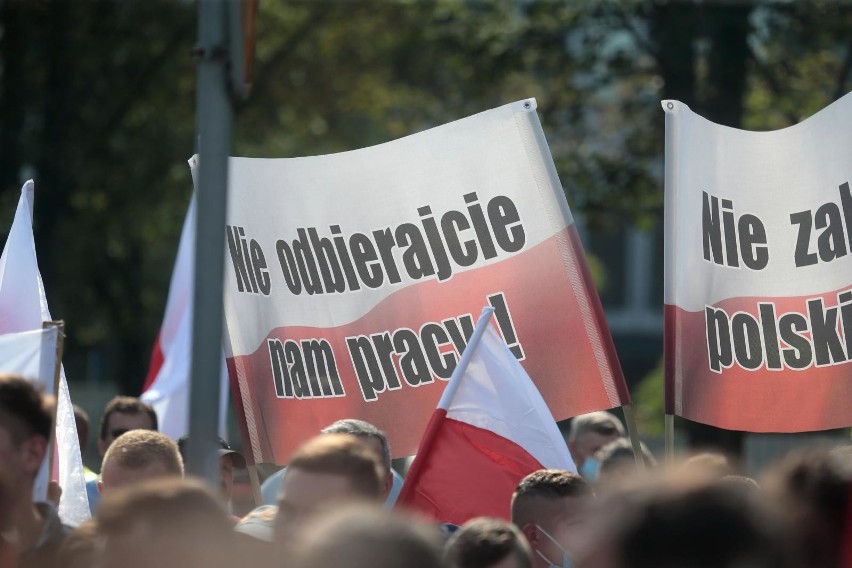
[397,307,575,525]
[141,157,228,439]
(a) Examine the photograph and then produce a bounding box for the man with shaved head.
[98,430,183,495]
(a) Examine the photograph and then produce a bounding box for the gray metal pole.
[187,0,232,484]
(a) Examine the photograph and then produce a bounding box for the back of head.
[567,411,624,443]
[287,433,384,499]
[97,477,235,568]
[100,430,183,492]
[293,505,443,568]
[445,517,532,568]
[584,482,790,568]
[511,469,592,527]
[321,418,391,474]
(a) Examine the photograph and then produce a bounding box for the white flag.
[0,181,90,525]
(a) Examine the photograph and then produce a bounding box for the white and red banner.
[663,94,852,432]
[397,308,575,525]
[0,327,59,503]
[224,99,629,464]
[0,181,90,524]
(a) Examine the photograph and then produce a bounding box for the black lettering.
[395,223,435,279]
[840,291,852,360]
[350,233,383,288]
[779,313,812,369]
[308,228,345,294]
[441,210,477,266]
[705,306,732,373]
[488,292,524,359]
[840,182,852,252]
[790,211,818,267]
[372,228,402,284]
[444,315,476,354]
[814,202,848,262]
[420,323,456,379]
[738,214,769,270]
[301,339,344,397]
[249,240,271,295]
[702,192,724,264]
[465,192,497,260]
[758,303,782,370]
[276,240,302,294]
[239,227,259,293]
[331,225,360,291]
[418,206,452,281]
[226,225,253,293]
[285,340,310,398]
[488,196,525,253]
[268,339,292,398]
[370,333,401,390]
[346,336,385,402]
[393,329,432,387]
[731,312,762,370]
[294,229,323,295]
[807,298,847,365]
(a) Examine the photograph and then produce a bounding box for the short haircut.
[101,430,184,476]
[567,411,624,443]
[445,517,532,568]
[511,469,592,527]
[0,373,51,444]
[293,505,443,568]
[287,434,384,499]
[98,396,158,440]
[321,419,391,473]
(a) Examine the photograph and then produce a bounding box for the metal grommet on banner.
[523,101,532,109]
[667,102,674,110]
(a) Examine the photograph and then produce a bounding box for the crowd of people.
[1,373,850,568]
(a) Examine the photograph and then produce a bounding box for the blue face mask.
[534,524,572,568]
[579,456,600,482]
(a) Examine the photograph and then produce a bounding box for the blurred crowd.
[1,373,850,568]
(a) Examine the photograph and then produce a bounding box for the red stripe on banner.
[397,413,544,525]
[142,331,164,393]
[665,288,852,432]
[227,227,626,465]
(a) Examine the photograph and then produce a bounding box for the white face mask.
[534,524,572,568]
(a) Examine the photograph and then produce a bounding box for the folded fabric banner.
[397,307,575,525]
[224,99,629,465]
[663,93,852,432]
[0,181,90,524]
[0,327,59,503]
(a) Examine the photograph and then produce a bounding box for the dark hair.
[0,373,51,443]
[511,469,592,526]
[99,396,158,440]
[321,419,391,474]
[445,517,532,568]
[598,438,657,472]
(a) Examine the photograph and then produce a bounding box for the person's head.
[511,470,594,568]
[98,396,158,457]
[445,517,532,568]
[97,477,236,568]
[276,434,384,542]
[176,436,245,504]
[596,439,656,492]
[0,374,51,493]
[99,430,183,494]
[321,418,392,499]
[567,412,624,480]
[576,482,791,568]
[292,505,444,568]
[678,452,733,480]
[763,449,852,568]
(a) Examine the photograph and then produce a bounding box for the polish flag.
[141,158,228,439]
[396,307,575,525]
[0,181,90,525]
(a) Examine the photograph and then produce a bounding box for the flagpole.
[621,403,646,470]
[397,307,495,504]
[662,100,678,469]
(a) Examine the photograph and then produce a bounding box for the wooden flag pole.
[43,320,65,478]
[665,413,675,467]
[247,464,263,506]
[621,403,646,471]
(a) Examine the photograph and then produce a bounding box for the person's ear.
[97,479,103,495]
[522,523,539,547]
